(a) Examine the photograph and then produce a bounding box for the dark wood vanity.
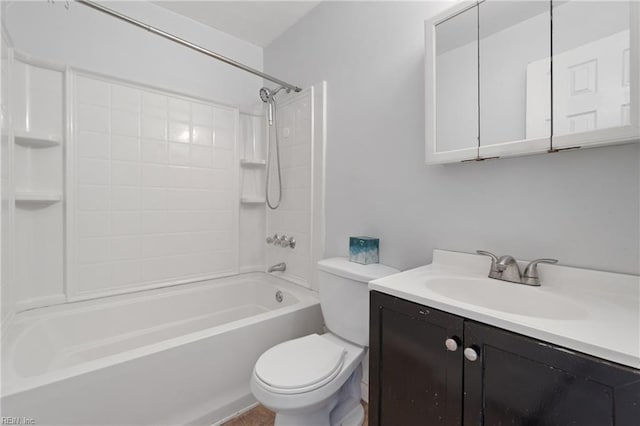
[369,291,640,425]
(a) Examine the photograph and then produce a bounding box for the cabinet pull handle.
[445,337,459,352]
[464,347,479,362]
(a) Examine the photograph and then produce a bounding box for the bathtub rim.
[1,272,319,397]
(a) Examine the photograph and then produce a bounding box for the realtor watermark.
[1,418,36,425]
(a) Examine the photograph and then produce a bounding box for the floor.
[223,402,369,426]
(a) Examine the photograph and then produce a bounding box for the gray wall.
[265,1,640,275]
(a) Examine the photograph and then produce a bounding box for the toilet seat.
[254,334,346,394]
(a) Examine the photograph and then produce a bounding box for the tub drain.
[275,290,283,303]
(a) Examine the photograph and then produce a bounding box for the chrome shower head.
[260,86,287,103]
[259,87,271,103]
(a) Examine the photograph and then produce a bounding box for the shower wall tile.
[78,158,110,185]
[142,92,167,117]
[112,85,140,112]
[266,91,314,287]
[141,139,168,163]
[71,74,238,298]
[78,131,110,159]
[192,104,213,126]
[142,116,167,140]
[76,77,110,106]
[111,109,139,136]
[111,135,139,161]
[78,104,110,133]
[142,164,168,187]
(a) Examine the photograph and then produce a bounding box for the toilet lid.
[255,334,346,393]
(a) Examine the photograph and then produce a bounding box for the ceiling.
[152,1,321,47]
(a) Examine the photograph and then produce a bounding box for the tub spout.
[268,262,286,273]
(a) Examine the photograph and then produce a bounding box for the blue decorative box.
[349,236,379,265]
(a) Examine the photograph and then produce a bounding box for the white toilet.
[251,258,399,426]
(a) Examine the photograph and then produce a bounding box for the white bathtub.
[0,273,323,425]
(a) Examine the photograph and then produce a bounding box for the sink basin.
[425,276,588,320]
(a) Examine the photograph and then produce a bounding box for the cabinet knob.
[464,347,479,362]
[445,337,459,352]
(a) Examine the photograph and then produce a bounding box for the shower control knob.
[266,234,279,245]
[288,237,296,249]
[279,235,290,248]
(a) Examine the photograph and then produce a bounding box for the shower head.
[260,86,284,126]
[259,87,272,103]
[259,86,286,103]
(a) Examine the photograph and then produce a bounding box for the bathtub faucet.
[268,262,286,273]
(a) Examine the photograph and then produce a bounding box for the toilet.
[251,258,400,426]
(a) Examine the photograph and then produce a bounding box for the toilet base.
[273,365,364,426]
[335,404,364,426]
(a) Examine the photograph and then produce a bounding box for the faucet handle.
[523,258,558,277]
[278,235,290,248]
[522,258,558,286]
[476,250,498,262]
[476,250,500,279]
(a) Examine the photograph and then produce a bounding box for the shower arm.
[73,0,302,93]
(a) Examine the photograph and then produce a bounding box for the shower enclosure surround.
[265,85,326,290]
[70,72,239,299]
[3,44,327,316]
[2,46,248,311]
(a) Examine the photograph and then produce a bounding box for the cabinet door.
[551,0,640,150]
[369,291,464,426]
[425,1,479,164]
[464,321,640,426]
[478,0,552,159]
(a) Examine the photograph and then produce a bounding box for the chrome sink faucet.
[477,251,557,286]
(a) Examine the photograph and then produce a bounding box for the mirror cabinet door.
[552,0,638,148]
[478,0,551,158]
[430,4,479,162]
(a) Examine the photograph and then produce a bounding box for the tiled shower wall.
[70,73,239,298]
[266,89,315,288]
[1,33,11,323]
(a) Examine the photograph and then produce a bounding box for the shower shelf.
[15,191,63,204]
[240,159,266,167]
[14,130,62,148]
[240,197,266,204]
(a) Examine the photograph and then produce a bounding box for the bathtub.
[0,273,324,425]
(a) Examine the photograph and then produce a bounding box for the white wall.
[265,1,640,275]
[3,0,263,109]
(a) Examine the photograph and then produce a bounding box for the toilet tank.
[316,258,399,347]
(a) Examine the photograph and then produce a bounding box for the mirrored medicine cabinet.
[425,0,640,164]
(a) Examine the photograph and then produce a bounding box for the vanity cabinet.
[368,291,464,425]
[425,0,640,164]
[369,291,640,426]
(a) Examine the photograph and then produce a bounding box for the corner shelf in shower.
[15,191,63,204]
[240,197,266,204]
[14,130,62,148]
[240,159,266,167]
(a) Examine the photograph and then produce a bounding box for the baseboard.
[210,399,259,426]
[185,393,257,426]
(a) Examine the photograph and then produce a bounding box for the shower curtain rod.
[75,0,302,93]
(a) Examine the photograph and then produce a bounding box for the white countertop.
[369,250,640,369]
